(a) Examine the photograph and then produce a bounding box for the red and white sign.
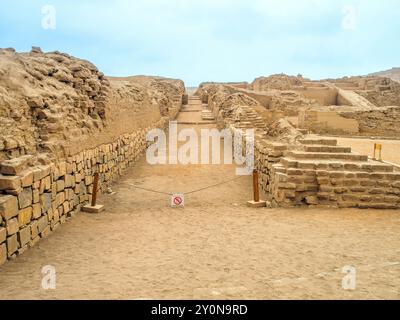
[171,194,185,208]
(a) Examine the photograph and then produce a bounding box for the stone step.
[287,151,369,162]
[303,145,352,153]
[281,158,394,172]
[299,138,337,146]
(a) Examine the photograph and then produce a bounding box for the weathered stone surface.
[18,207,33,227]
[7,234,19,256]
[32,203,42,219]
[0,155,33,176]
[57,179,65,192]
[21,170,34,187]
[18,187,33,209]
[40,193,52,213]
[0,174,21,191]
[0,195,18,220]
[0,243,7,265]
[0,227,6,243]
[37,215,48,234]
[6,218,19,235]
[18,226,31,247]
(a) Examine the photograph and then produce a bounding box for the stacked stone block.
[269,137,400,208]
[0,118,168,266]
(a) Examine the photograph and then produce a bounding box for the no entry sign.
[171,194,185,208]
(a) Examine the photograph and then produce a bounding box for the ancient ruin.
[0,48,400,277]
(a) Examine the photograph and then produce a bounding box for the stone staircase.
[269,136,400,208]
[231,106,266,130]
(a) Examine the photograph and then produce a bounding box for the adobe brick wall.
[0,117,170,266]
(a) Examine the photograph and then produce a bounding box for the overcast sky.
[0,0,399,86]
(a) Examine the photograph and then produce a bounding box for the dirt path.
[0,99,400,300]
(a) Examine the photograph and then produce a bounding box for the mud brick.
[32,203,42,219]
[47,207,54,221]
[278,182,296,190]
[296,184,318,192]
[305,196,318,205]
[58,162,67,177]
[33,165,51,182]
[51,183,57,199]
[317,193,330,200]
[329,163,343,170]
[0,156,32,176]
[75,173,82,183]
[320,186,333,192]
[370,173,384,180]
[18,187,32,209]
[18,207,32,227]
[369,188,385,195]
[40,226,51,238]
[40,193,52,213]
[384,196,400,203]
[50,221,60,231]
[37,216,48,234]
[330,172,345,179]
[360,180,375,187]
[330,178,343,186]
[6,217,19,235]
[342,195,360,202]
[334,188,347,194]
[0,227,6,243]
[33,188,40,203]
[18,226,31,247]
[29,236,40,248]
[65,174,74,188]
[316,170,329,177]
[56,179,65,192]
[304,176,317,184]
[40,176,51,193]
[350,187,366,193]
[7,234,19,256]
[62,201,70,214]
[344,164,360,171]
[20,170,34,187]
[343,180,359,187]
[316,163,329,170]
[377,180,391,187]
[85,175,93,185]
[393,181,400,188]
[356,172,370,179]
[0,174,21,191]
[0,243,6,265]
[30,220,39,239]
[0,195,18,220]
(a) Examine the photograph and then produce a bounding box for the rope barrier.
[126,175,246,196]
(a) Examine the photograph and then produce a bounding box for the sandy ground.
[0,102,400,300]
[326,136,400,166]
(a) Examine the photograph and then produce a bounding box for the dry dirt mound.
[250,74,306,91]
[0,48,184,161]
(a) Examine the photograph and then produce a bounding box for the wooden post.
[253,169,260,203]
[91,173,100,207]
[374,143,382,161]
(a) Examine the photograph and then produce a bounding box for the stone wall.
[200,82,400,209]
[0,117,170,265]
